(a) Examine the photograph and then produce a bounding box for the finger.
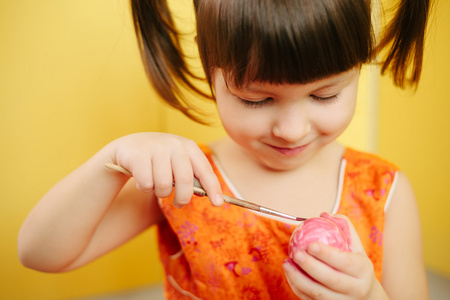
[130,159,154,193]
[283,258,339,300]
[151,152,174,199]
[188,145,224,206]
[307,241,372,280]
[283,258,315,299]
[171,148,195,207]
[299,243,357,293]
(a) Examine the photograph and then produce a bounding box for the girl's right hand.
[109,132,224,208]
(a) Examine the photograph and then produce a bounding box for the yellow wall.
[1,1,162,299]
[379,1,450,277]
[0,1,390,299]
[0,1,224,299]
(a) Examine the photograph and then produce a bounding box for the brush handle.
[222,195,260,210]
[104,163,305,221]
[105,163,132,175]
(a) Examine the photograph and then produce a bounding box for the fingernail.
[320,212,330,218]
[295,251,305,263]
[308,243,320,254]
[283,258,295,269]
[283,259,291,271]
[214,194,224,206]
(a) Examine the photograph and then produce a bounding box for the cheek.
[315,101,356,135]
[216,98,269,140]
[216,96,247,136]
[328,108,354,130]
[216,96,241,126]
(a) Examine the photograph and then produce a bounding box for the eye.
[239,97,273,108]
[310,93,341,103]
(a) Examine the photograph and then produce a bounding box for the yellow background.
[0,0,448,299]
[379,0,450,276]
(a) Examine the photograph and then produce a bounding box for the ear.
[194,35,198,44]
[320,212,366,254]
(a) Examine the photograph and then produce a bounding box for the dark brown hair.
[131,0,431,122]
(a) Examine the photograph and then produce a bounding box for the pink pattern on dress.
[369,225,383,246]
[177,221,199,248]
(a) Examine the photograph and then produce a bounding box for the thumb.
[320,212,366,254]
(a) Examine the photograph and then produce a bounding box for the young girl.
[19,0,431,299]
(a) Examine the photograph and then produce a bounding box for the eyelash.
[239,93,341,108]
[239,98,273,108]
[310,93,341,103]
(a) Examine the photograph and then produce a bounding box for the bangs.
[196,0,373,87]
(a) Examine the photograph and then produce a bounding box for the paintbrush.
[105,163,306,222]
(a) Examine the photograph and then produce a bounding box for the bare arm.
[382,172,429,299]
[18,133,223,273]
[18,144,162,272]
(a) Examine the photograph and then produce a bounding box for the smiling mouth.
[269,144,309,157]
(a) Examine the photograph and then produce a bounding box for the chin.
[257,157,304,172]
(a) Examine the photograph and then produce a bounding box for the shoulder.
[340,148,415,216]
[385,171,416,216]
[342,148,399,194]
[343,147,399,171]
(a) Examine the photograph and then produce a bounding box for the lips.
[269,144,309,157]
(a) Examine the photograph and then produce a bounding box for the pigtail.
[376,0,432,89]
[130,0,211,123]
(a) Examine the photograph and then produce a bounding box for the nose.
[272,105,311,143]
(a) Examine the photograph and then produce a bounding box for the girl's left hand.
[283,214,389,300]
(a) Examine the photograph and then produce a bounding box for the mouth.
[268,143,309,157]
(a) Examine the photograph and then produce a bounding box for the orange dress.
[156,146,398,299]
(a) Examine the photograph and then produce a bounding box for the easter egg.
[289,217,350,258]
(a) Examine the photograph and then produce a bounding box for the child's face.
[213,68,359,171]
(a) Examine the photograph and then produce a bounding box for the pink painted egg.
[289,217,350,258]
